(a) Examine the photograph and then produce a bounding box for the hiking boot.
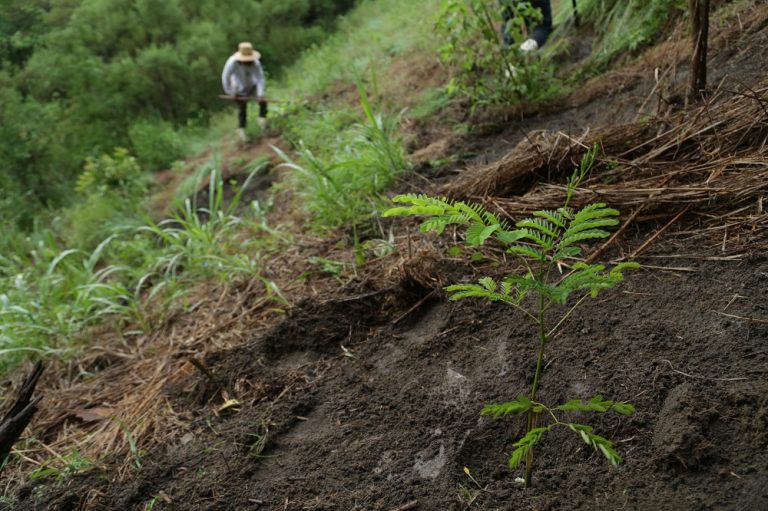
[257,117,268,131]
[237,128,247,143]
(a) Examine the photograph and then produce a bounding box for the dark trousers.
[236,99,268,129]
[502,0,553,48]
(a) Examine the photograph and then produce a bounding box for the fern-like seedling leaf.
[610,262,641,278]
[571,203,620,224]
[508,427,549,469]
[552,246,582,261]
[478,277,497,292]
[568,423,623,466]
[480,395,533,419]
[559,229,612,248]
[532,209,566,229]
[610,401,636,416]
[516,218,559,239]
[518,228,554,249]
[556,396,635,418]
[507,244,547,262]
[564,218,620,236]
[555,261,640,302]
[445,281,511,303]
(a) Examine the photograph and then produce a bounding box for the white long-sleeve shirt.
[221,56,265,97]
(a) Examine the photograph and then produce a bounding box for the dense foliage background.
[0,0,688,376]
[0,0,356,229]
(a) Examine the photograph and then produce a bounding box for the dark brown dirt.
[13,248,768,511]
[5,3,768,511]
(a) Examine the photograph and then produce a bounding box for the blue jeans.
[501,0,553,48]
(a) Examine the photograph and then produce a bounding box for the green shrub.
[63,148,150,249]
[128,119,185,171]
[274,83,408,228]
[436,0,562,107]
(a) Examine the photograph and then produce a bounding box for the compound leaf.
[532,209,566,228]
[559,229,612,248]
[556,396,635,416]
[508,427,549,469]
[507,244,546,262]
[481,395,533,419]
[568,423,623,466]
[611,401,636,416]
[478,277,497,292]
[516,218,559,239]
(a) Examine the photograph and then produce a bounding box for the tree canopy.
[0,0,357,226]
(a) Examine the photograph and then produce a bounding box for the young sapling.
[384,147,638,487]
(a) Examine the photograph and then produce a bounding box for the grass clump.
[560,0,687,74]
[279,0,443,100]
[275,81,408,229]
[0,167,283,374]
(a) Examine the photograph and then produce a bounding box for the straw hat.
[233,42,261,62]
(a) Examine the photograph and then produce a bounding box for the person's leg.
[257,100,268,131]
[236,100,248,142]
[237,100,247,129]
[530,0,553,48]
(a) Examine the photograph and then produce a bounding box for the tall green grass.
[279,0,443,100]
[273,83,408,228]
[0,168,283,373]
[555,0,687,73]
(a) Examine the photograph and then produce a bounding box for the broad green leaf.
[495,229,526,244]
[466,223,499,245]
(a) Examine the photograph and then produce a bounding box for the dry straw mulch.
[446,78,768,254]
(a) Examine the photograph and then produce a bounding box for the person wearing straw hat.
[221,42,267,143]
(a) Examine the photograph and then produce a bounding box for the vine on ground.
[384,147,638,487]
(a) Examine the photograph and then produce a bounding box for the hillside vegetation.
[1,0,767,509]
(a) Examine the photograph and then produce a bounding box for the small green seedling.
[458,466,487,506]
[384,147,638,487]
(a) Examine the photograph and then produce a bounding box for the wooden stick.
[218,95,283,103]
[625,207,690,260]
[390,501,418,511]
[584,206,643,264]
[687,0,710,104]
[392,291,435,325]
